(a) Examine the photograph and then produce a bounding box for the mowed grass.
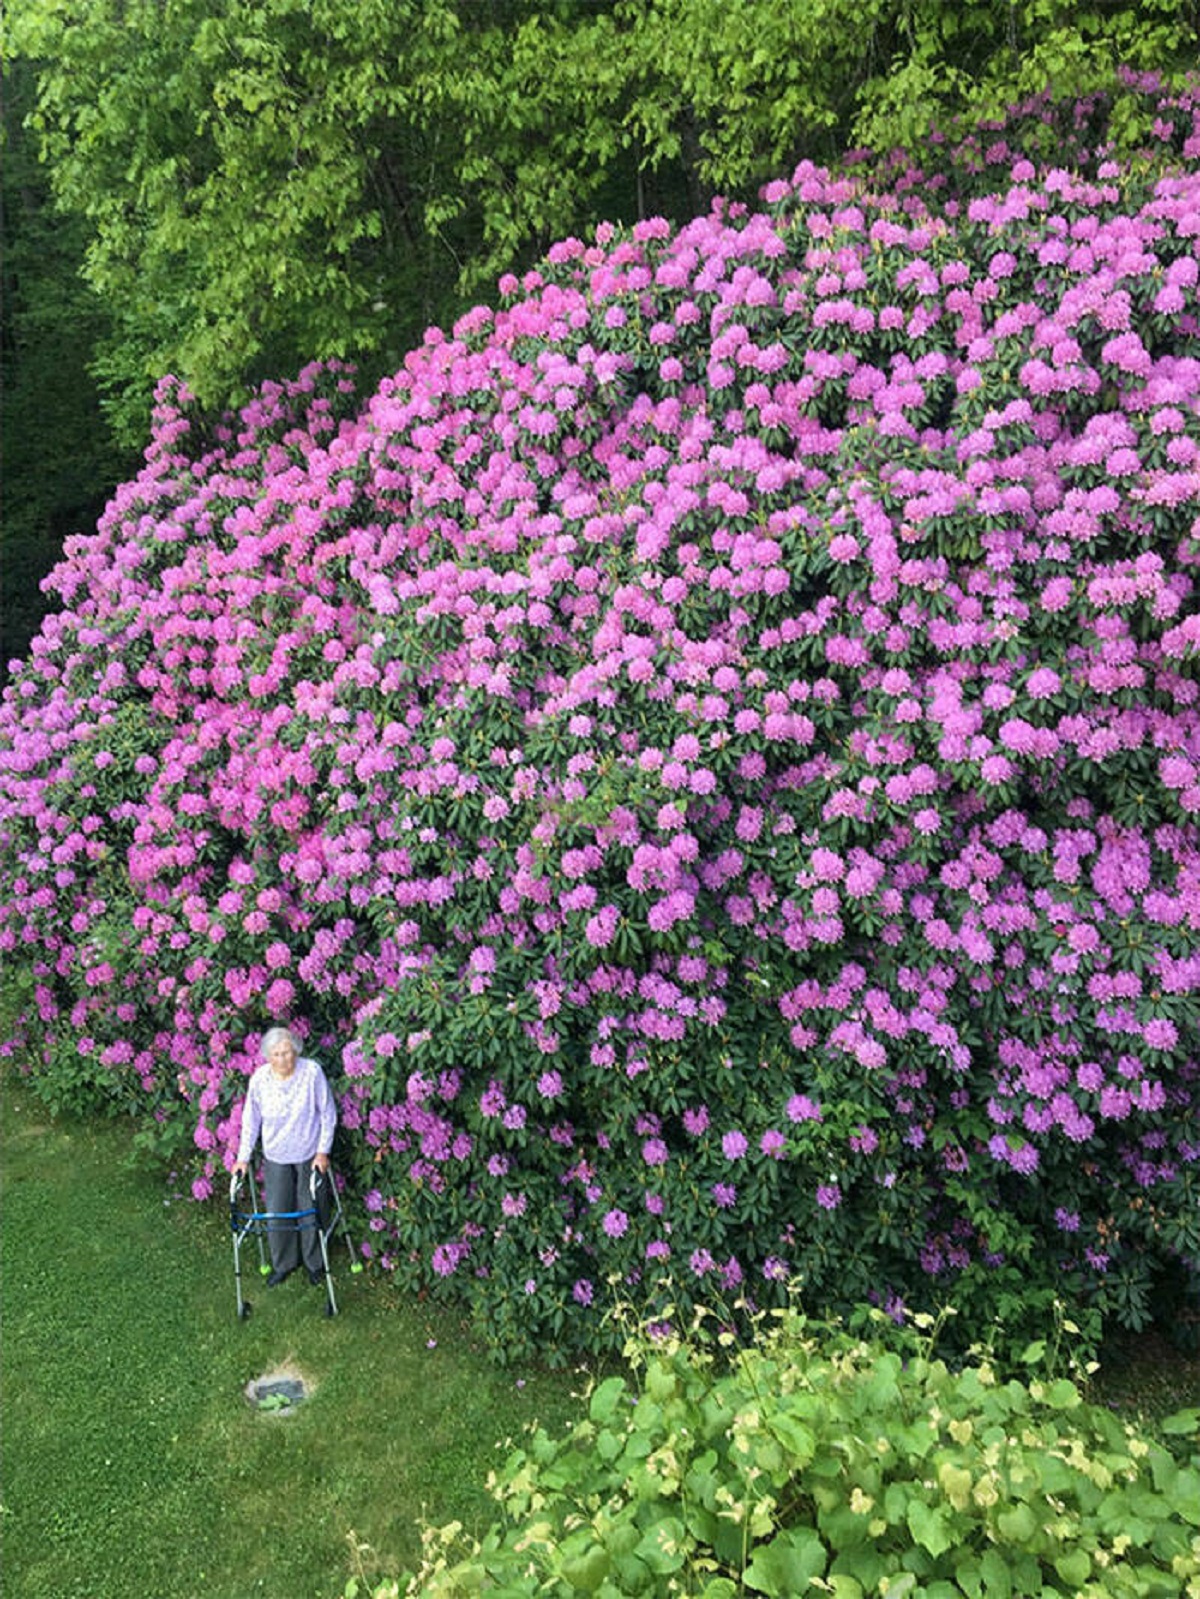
[4,1076,1198,1599]
[0,1081,579,1599]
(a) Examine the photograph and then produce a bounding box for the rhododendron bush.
[3,79,1200,1361]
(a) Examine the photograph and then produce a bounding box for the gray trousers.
[262,1158,324,1275]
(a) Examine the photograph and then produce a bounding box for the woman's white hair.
[261,1025,297,1058]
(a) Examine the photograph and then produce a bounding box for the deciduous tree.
[8,0,1198,433]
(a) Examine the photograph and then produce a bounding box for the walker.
[229,1165,360,1319]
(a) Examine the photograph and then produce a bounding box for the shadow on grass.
[1091,1327,1200,1425]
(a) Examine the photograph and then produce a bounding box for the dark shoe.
[308,1268,325,1286]
[266,1268,293,1288]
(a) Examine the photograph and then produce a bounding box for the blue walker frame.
[228,1165,359,1319]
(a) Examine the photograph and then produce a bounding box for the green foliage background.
[8,0,1200,418]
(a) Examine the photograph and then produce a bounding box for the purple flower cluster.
[2,76,1200,1359]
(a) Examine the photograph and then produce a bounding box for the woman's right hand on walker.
[232,1160,248,1175]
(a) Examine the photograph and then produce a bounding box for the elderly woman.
[232,1026,337,1286]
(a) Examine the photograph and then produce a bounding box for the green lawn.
[0,1081,578,1599]
[3,1076,1198,1599]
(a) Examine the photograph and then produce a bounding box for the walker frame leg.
[230,1165,358,1320]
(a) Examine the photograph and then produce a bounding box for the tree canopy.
[7,0,1199,437]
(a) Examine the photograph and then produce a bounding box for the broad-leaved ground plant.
[373,1306,1200,1598]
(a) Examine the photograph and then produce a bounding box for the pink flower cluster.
[2,75,1199,1358]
